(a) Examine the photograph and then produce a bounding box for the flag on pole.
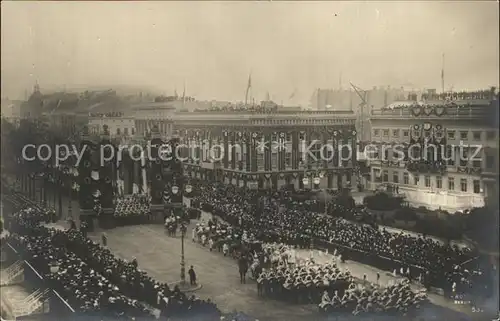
[289,89,296,99]
[182,82,186,104]
[245,73,252,105]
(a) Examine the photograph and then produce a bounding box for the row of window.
[375,170,481,193]
[375,148,495,169]
[89,126,136,136]
[373,128,497,141]
[115,127,135,135]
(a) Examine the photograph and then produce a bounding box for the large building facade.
[369,90,498,212]
[311,86,428,142]
[83,106,359,192]
[173,109,358,190]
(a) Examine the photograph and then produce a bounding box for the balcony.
[406,160,447,174]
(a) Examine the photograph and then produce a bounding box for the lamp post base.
[180,262,185,284]
[169,281,202,293]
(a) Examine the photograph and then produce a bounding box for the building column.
[207,129,213,162]
[278,131,286,172]
[264,131,272,172]
[306,130,314,167]
[223,129,229,169]
[292,130,299,171]
[231,131,237,170]
[337,172,343,190]
[332,129,339,168]
[193,130,199,163]
[251,132,259,173]
[245,132,251,173]
[187,130,193,163]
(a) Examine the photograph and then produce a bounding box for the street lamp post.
[68,184,73,221]
[173,182,192,285]
[52,170,56,209]
[180,221,187,284]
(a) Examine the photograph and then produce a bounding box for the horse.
[166,222,177,237]
[249,258,260,279]
[238,256,249,284]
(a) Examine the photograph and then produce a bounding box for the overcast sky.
[1,1,498,104]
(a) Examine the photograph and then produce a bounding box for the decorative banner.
[434,125,444,143]
[251,133,258,172]
[252,175,258,180]
[423,122,432,131]
[338,128,346,139]
[264,173,271,179]
[292,172,298,178]
[264,132,272,172]
[279,173,285,179]
[411,105,422,116]
[435,105,447,116]
[299,131,306,141]
[423,105,433,116]
[278,132,286,171]
[245,133,251,172]
[411,124,422,141]
[470,167,482,175]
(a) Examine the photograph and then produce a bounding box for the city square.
[1,2,499,321]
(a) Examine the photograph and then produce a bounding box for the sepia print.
[1,2,499,321]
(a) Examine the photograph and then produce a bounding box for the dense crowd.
[2,192,222,320]
[257,261,353,304]
[191,182,492,298]
[319,279,428,317]
[195,105,279,113]
[114,194,151,224]
[189,194,431,318]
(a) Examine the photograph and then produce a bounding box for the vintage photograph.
[1,2,499,321]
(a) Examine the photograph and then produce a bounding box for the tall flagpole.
[441,53,445,95]
[245,73,252,106]
[182,81,186,107]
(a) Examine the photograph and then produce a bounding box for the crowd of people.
[195,104,280,113]
[114,194,151,225]
[189,188,432,318]
[257,261,353,304]
[2,191,223,321]
[319,279,428,317]
[190,181,491,300]
[2,172,492,320]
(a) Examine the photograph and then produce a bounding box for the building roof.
[39,91,130,115]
